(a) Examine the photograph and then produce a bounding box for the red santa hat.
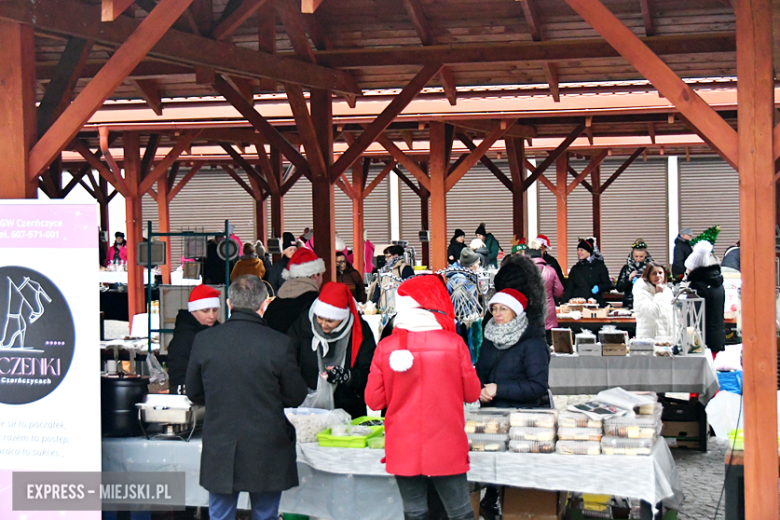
[311,282,363,367]
[536,234,552,250]
[188,284,221,312]
[283,247,325,280]
[488,289,527,318]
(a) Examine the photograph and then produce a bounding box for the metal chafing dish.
[136,394,204,441]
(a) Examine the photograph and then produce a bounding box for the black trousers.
[395,474,473,518]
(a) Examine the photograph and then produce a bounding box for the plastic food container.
[367,436,385,449]
[599,328,629,345]
[574,332,598,347]
[508,439,555,454]
[508,427,556,442]
[557,427,603,442]
[317,420,385,448]
[555,440,602,455]
[558,411,602,429]
[629,338,655,350]
[637,402,663,418]
[603,416,660,439]
[467,433,509,452]
[465,411,510,434]
[509,410,557,428]
[601,436,654,455]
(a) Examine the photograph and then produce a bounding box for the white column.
[667,156,679,265]
[389,171,400,241]
[527,159,538,240]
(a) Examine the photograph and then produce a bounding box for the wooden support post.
[506,137,527,239]
[0,21,37,198]
[556,154,569,273]
[255,197,267,244]
[429,122,448,271]
[352,162,365,277]
[270,148,284,262]
[421,181,431,268]
[99,176,110,236]
[124,132,145,322]
[591,165,602,246]
[156,176,172,284]
[735,0,779,518]
[310,89,336,281]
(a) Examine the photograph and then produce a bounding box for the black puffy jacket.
[672,236,693,279]
[687,264,726,354]
[563,258,613,306]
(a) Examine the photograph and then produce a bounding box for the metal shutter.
[141,167,256,269]
[679,157,740,257]
[399,179,426,261]
[537,158,668,276]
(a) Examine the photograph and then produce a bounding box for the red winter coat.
[365,329,482,477]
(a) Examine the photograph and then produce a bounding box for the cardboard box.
[582,306,610,319]
[502,488,566,520]
[602,343,627,356]
[578,343,602,356]
[662,420,701,439]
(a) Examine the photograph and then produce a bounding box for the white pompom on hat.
[283,247,326,280]
[188,284,221,312]
[488,288,528,318]
[685,240,714,272]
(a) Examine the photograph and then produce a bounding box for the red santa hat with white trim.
[283,247,325,280]
[311,282,363,366]
[188,284,221,312]
[536,234,553,250]
[488,288,528,318]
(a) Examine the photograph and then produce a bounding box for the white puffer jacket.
[632,278,675,339]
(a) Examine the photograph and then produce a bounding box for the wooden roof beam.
[563,0,738,169]
[375,135,430,192]
[102,0,136,22]
[522,123,585,191]
[330,63,442,182]
[141,133,161,178]
[219,143,271,196]
[363,160,396,198]
[566,149,608,195]
[283,82,328,180]
[27,0,195,180]
[516,0,559,103]
[439,66,457,106]
[166,161,181,191]
[168,161,203,201]
[445,121,514,191]
[221,164,257,198]
[456,132,514,192]
[138,130,200,195]
[568,165,593,193]
[129,79,163,116]
[71,139,125,196]
[212,0,270,41]
[277,0,317,64]
[600,147,645,192]
[394,167,422,198]
[639,0,656,37]
[301,0,325,13]
[541,62,560,102]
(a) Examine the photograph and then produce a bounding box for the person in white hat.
[167,284,221,393]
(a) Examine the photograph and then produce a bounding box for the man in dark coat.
[562,239,613,307]
[672,227,694,280]
[267,232,298,293]
[447,229,467,265]
[264,247,324,333]
[186,275,307,520]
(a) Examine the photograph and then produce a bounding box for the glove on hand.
[591,285,600,294]
[325,365,351,385]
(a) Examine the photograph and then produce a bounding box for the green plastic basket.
[351,416,385,426]
[317,424,384,448]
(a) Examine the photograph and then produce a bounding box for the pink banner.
[0,204,96,249]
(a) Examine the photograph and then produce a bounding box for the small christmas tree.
[690,225,721,246]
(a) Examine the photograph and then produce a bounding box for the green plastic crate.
[351,416,384,426]
[317,424,384,448]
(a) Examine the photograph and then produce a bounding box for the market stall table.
[102,436,683,520]
[557,316,738,339]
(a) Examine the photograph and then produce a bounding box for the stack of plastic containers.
[508,410,557,453]
[601,408,661,456]
[553,410,602,455]
[465,410,510,452]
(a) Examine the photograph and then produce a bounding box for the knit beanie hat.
[311,282,363,366]
[188,285,221,312]
[475,223,487,236]
[685,240,714,272]
[488,289,528,318]
[283,247,325,279]
[459,247,480,267]
[282,232,296,250]
[577,238,594,254]
[454,229,466,239]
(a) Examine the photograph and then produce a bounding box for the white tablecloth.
[549,353,719,403]
[102,436,683,519]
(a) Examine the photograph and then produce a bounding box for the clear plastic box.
[509,439,556,454]
[558,411,602,429]
[555,440,602,455]
[508,427,556,442]
[557,427,603,442]
[467,433,509,452]
[636,402,663,418]
[464,411,510,434]
[603,416,660,439]
[509,410,557,428]
[575,331,598,347]
[601,436,654,455]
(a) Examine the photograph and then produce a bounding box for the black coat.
[287,314,377,419]
[167,310,214,392]
[186,309,308,494]
[614,264,644,309]
[447,239,466,265]
[687,264,726,354]
[476,317,550,409]
[563,258,613,307]
[722,247,740,272]
[672,236,693,279]
[264,290,319,334]
[267,256,290,294]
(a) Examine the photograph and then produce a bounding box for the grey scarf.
[626,252,653,275]
[484,314,528,349]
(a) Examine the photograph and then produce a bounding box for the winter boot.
[480,486,501,520]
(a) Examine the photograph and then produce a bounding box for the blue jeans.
[208,490,281,520]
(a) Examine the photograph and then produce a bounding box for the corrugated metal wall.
[538,158,668,276]
[679,157,740,257]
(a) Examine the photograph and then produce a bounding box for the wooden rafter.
[458,133,513,192]
[639,0,656,37]
[363,160,396,198]
[141,133,161,178]
[62,164,92,197]
[138,130,200,195]
[445,122,514,191]
[522,123,585,191]
[451,120,537,139]
[541,63,560,102]
[221,164,257,198]
[71,139,125,196]
[219,143,271,195]
[568,165,593,193]
[167,161,181,191]
[102,0,136,22]
[566,149,608,196]
[394,167,422,197]
[335,176,357,200]
[562,0,738,169]
[600,147,645,191]
[301,0,325,13]
[448,153,469,176]
[255,146,280,195]
[285,83,328,180]
[27,0,196,180]
[375,134,431,191]
[281,165,309,195]
[168,161,203,201]
[277,0,317,63]
[516,0,559,102]
[130,79,164,116]
[0,0,361,96]
[212,0,271,41]
[331,64,442,181]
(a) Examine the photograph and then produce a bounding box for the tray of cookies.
[557,427,603,442]
[509,410,557,428]
[558,411,602,429]
[508,427,556,442]
[464,411,510,434]
[601,436,654,456]
[467,433,509,452]
[508,439,556,454]
[555,440,601,456]
[603,416,660,439]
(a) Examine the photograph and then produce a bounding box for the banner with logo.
[0,201,101,519]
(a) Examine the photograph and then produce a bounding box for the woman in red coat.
[366,275,481,520]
